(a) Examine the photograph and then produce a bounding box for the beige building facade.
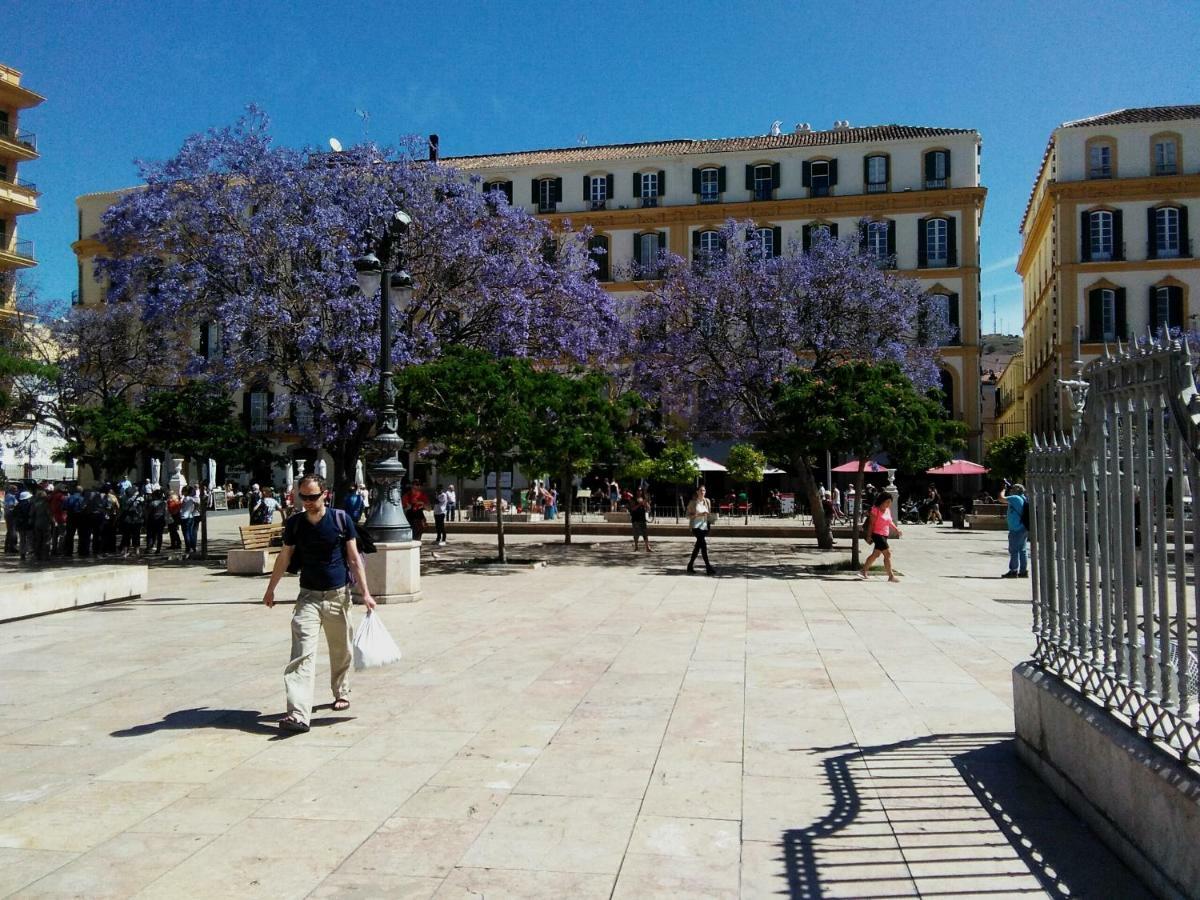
[0,63,42,317]
[1018,105,1200,437]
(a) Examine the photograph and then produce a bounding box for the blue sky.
[8,0,1199,333]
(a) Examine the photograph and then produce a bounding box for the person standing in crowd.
[119,487,144,557]
[179,485,200,558]
[116,474,132,496]
[546,484,558,520]
[3,484,19,554]
[433,484,448,546]
[686,485,716,575]
[608,478,621,513]
[48,485,67,555]
[342,484,365,524]
[630,489,653,553]
[30,489,53,562]
[254,487,283,525]
[144,488,167,556]
[81,487,105,557]
[102,485,121,554]
[167,490,183,551]
[1000,482,1029,578]
[402,480,428,543]
[860,493,902,582]
[247,482,263,522]
[262,474,375,734]
[445,483,457,522]
[12,490,32,560]
[63,485,84,556]
[923,483,943,524]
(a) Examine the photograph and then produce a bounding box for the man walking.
[433,484,448,546]
[263,475,375,734]
[1000,482,1029,578]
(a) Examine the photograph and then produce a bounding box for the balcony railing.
[0,122,36,152]
[641,197,659,208]
[536,202,557,214]
[1086,241,1125,262]
[1154,163,1178,176]
[752,187,773,201]
[866,182,888,193]
[923,178,947,190]
[589,200,607,211]
[1088,166,1112,179]
[809,183,831,198]
[1148,239,1193,259]
[0,178,37,194]
[2,239,35,261]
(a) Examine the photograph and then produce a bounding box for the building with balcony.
[0,63,42,318]
[994,351,1026,439]
[449,121,987,456]
[1018,105,1200,436]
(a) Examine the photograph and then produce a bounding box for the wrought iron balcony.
[752,186,773,201]
[1088,166,1112,179]
[0,122,36,152]
[809,184,831,198]
[1086,241,1125,262]
[2,238,35,261]
[589,199,607,211]
[0,178,37,194]
[1147,238,1193,259]
[923,178,947,190]
[1154,163,1178,176]
[866,182,888,193]
[640,197,659,208]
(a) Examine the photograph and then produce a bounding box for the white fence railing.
[1029,332,1200,765]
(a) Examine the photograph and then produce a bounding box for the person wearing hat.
[1000,482,1029,578]
[12,490,33,560]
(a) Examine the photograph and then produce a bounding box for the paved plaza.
[0,525,1150,898]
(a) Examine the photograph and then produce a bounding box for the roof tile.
[1061,105,1200,128]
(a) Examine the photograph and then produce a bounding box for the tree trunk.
[850,461,867,569]
[793,456,833,549]
[562,466,573,544]
[494,453,506,563]
[329,436,362,510]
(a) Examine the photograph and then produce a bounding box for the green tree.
[396,348,539,562]
[984,432,1032,484]
[770,362,964,567]
[726,443,765,524]
[652,442,700,522]
[141,382,279,475]
[523,370,642,544]
[57,397,153,481]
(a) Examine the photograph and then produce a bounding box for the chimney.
[428,134,440,161]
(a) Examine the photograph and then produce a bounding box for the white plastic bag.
[352,612,402,671]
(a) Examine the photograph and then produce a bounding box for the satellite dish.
[328,137,343,153]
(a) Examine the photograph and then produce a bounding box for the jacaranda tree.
[92,107,622,497]
[634,222,952,548]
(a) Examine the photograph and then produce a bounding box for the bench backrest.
[239,523,284,550]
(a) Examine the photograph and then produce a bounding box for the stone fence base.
[1013,661,1200,899]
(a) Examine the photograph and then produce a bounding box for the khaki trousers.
[284,586,353,725]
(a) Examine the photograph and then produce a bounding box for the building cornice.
[1050,173,1200,205]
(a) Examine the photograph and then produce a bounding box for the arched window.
[751,164,776,201]
[699,230,723,259]
[926,219,948,266]
[588,235,610,282]
[866,221,891,262]
[1087,286,1125,342]
[1086,137,1116,179]
[864,154,889,192]
[1150,206,1182,259]
[1088,210,1114,260]
[1151,132,1180,176]
[923,150,950,189]
[699,167,721,203]
[752,227,779,259]
[806,160,832,197]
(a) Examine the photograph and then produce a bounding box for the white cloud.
[981,254,1019,275]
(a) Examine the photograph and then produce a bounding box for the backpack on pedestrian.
[12,499,31,530]
[1020,497,1031,530]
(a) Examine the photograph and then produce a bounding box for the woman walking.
[179,485,200,558]
[686,486,716,575]
[861,493,902,582]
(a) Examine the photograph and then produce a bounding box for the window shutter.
[771,226,782,256]
[802,224,812,253]
[829,159,838,185]
[948,293,960,342]
[925,152,935,181]
[716,167,725,192]
[1147,207,1158,259]
[657,231,667,254]
[745,165,754,191]
[266,392,275,431]
[1170,285,1184,329]
[1087,291,1102,341]
[1150,285,1162,331]
[553,178,563,203]
[886,221,896,260]
[242,392,251,429]
[1115,288,1127,339]
[199,321,210,358]
[692,230,702,255]
[772,162,781,188]
[1080,210,1092,262]
[583,174,590,203]
[1112,209,1123,259]
[692,168,701,194]
[657,171,666,196]
[531,178,540,205]
[829,223,839,240]
[606,173,614,198]
[632,233,643,267]
[942,150,951,180]
[883,156,890,182]
[947,216,957,266]
[863,155,871,185]
[858,222,867,251]
[917,218,928,268]
[802,161,811,187]
[633,173,642,199]
[1180,206,1190,255]
[501,182,513,204]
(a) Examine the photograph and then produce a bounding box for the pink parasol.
[831,460,889,473]
[926,460,989,476]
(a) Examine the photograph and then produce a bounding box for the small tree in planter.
[726,443,766,524]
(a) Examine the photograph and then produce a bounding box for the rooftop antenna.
[992,294,997,334]
[355,108,371,140]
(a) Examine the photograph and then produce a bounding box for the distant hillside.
[980,333,1023,379]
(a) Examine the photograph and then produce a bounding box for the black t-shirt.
[630,503,648,524]
[283,507,357,590]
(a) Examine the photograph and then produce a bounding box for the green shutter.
[658,231,668,255]
[943,150,951,179]
[1147,207,1158,259]
[606,173,614,198]
[632,233,642,266]
[947,216,957,267]
[583,174,590,203]
[771,226,782,256]
[1088,290,1102,341]
[1080,211,1091,261]
[917,218,927,268]
[829,223,839,240]
[657,170,666,196]
[531,178,540,205]
[801,161,811,187]
[802,224,811,253]
[553,178,563,203]
[829,159,838,185]
[633,173,642,199]
[1150,285,1161,331]
[1112,209,1123,259]
[716,167,725,192]
[772,162,781,188]
[948,293,960,343]
[1180,206,1190,256]
[1170,285,1184,329]
[692,168,701,194]
[745,165,754,191]
[863,155,871,185]
[1115,288,1127,339]
[925,152,936,181]
[886,221,896,261]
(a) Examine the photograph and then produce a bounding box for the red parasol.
[925,460,989,476]
[831,460,889,473]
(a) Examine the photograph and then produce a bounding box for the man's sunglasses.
[299,492,323,501]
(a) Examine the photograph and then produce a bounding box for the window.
[753,227,778,259]
[928,293,960,345]
[809,160,831,197]
[632,231,667,276]
[483,180,513,205]
[753,165,774,201]
[1089,143,1113,179]
[1089,211,1113,260]
[867,221,890,262]
[199,321,221,360]
[1155,286,1171,330]
[588,235,610,281]
[538,178,557,213]
[802,223,838,252]
[642,172,659,207]
[924,150,949,189]
[1154,139,1178,176]
[925,219,948,266]
[699,168,720,203]
[586,174,612,210]
[1100,290,1117,340]
[865,155,888,192]
[1154,207,1180,258]
[693,230,724,267]
[1087,287,1125,342]
[640,233,660,266]
[1150,284,1184,332]
[293,398,313,434]
[249,392,269,432]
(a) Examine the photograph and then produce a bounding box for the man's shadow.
[111,706,354,739]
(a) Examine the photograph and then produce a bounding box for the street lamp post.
[354,211,414,543]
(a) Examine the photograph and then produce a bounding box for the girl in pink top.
[860,493,902,582]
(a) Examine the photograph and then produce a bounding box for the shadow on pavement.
[112,707,287,737]
[780,732,1151,899]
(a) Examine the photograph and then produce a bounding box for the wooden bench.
[226,523,285,575]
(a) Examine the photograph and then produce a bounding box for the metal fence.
[1028,332,1200,765]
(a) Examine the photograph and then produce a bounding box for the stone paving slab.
[0,528,1152,898]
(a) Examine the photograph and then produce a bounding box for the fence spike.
[1103,341,1112,360]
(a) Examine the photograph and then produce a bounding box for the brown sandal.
[278,715,310,733]
[332,698,350,711]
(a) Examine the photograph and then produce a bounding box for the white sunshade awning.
[762,465,786,475]
[695,456,728,472]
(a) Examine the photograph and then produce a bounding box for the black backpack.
[12,499,31,530]
[1020,497,1031,530]
[147,499,167,524]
